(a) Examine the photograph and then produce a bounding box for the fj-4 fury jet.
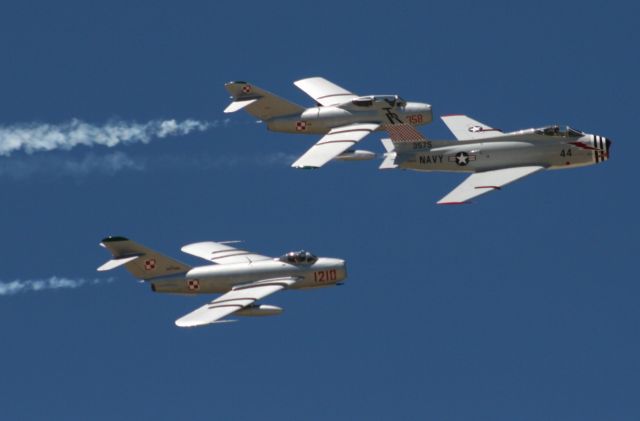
[224,77,432,169]
[380,115,612,204]
[97,236,347,327]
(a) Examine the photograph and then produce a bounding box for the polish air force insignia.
[187,279,200,291]
[144,259,156,271]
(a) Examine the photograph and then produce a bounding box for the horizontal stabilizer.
[379,153,398,169]
[97,255,141,272]
[381,138,395,153]
[379,139,398,169]
[99,236,191,280]
[223,98,258,113]
[224,81,304,121]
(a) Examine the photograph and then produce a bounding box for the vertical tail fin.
[97,236,190,280]
[224,81,304,121]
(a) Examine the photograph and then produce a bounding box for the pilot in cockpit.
[281,251,317,265]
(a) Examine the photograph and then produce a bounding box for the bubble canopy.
[351,95,406,107]
[534,125,585,137]
[279,250,318,265]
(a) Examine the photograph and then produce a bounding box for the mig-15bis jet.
[224,77,432,169]
[97,236,347,327]
[380,115,612,204]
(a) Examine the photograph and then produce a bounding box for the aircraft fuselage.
[266,99,432,134]
[391,131,611,173]
[149,257,347,295]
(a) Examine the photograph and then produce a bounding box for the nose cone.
[330,258,346,269]
[593,135,612,163]
[340,259,348,282]
[326,258,347,282]
[405,102,433,124]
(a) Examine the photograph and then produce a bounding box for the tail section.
[379,139,398,169]
[380,133,431,169]
[97,236,190,280]
[224,81,304,121]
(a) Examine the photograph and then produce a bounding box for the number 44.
[560,149,572,157]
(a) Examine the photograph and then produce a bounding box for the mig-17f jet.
[97,236,347,327]
[224,77,432,169]
[380,115,611,204]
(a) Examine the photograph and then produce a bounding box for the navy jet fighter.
[380,115,612,204]
[98,236,347,327]
[224,77,432,169]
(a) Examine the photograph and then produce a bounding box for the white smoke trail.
[0,118,225,156]
[0,151,145,179]
[0,151,298,179]
[149,151,299,169]
[0,276,114,296]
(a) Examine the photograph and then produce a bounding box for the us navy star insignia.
[456,152,469,165]
[448,151,476,166]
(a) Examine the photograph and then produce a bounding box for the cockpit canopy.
[351,95,406,108]
[534,125,585,137]
[279,250,318,265]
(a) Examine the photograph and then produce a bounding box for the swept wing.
[181,241,271,264]
[291,123,379,169]
[294,77,358,106]
[437,166,544,204]
[175,277,297,327]
[441,115,504,141]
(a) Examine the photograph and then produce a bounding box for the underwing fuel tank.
[334,149,376,161]
[235,304,283,317]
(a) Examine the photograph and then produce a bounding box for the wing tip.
[293,76,323,84]
[175,319,236,328]
[437,201,470,205]
[101,235,129,243]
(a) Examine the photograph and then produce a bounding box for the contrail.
[0,118,226,156]
[0,276,114,296]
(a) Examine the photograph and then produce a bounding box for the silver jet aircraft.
[380,115,612,204]
[223,77,432,168]
[97,236,347,327]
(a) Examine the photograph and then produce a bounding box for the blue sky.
[0,1,638,419]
